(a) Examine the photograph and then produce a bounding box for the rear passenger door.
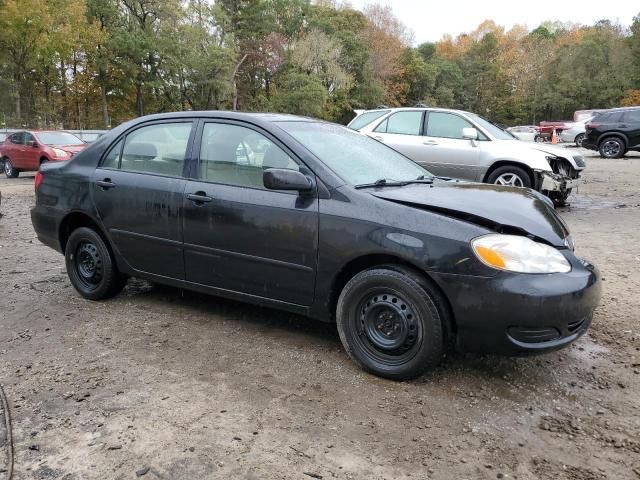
[6,132,25,168]
[368,111,427,164]
[92,120,195,279]
[182,121,319,306]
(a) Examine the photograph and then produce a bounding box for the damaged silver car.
[350,108,584,206]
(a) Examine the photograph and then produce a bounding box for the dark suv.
[583,107,640,158]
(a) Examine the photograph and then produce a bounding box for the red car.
[1,130,87,178]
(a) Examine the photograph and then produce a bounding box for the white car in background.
[349,107,586,206]
[506,125,539,142]
[560,118,593,147]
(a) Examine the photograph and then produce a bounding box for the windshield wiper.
[355,176,434,189]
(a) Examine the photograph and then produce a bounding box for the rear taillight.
[34,171,43,191]
[586,123,600,129]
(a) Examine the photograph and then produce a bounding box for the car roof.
[354,106,474,116]
[130,111,322,125]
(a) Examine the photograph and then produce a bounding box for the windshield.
[35,132,84,146]
[277,121,431,186]
[347,110,390,130]
[466,113,514,140]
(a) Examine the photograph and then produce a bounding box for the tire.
[65,227,127,300]
[549,189,571,207]
[599,137,625,159]
[3,158,19,178]
[574,133,585,148]
[486,165,532,188]
[336,267,445,380]
[534,135,545,143]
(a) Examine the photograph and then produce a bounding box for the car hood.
[50,144,86,153]
[371,181,568,246]
[496,140,582,169]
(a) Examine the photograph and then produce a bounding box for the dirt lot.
[1,147,639,480]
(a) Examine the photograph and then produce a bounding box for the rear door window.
[10,132,24,144]
[598,111,624,123]
[118,122,193,176]
[374,111,423,135]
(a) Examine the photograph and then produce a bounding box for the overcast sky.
[345,0,639,44]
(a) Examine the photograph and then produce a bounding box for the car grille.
[508,326,561,343]
[572,155,585,168]
[567,318,586,334]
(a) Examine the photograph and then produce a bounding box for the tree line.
[0,0,639,130]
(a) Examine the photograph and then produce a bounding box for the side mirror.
[263,168,313,192]
[28,140,38,148]
[462,127,478,140]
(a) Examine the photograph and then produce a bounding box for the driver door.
[182,121,319,306]
[420,111,482,181]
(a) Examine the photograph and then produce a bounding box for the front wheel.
[3,158,19,178]
[549,189,572,207]
[487,166,532,188]
[599,137,625,159]
[574,133,585,147]
[336,268,444,380]
[65,227,127,300]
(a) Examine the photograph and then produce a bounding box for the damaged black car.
[31,112,602,379]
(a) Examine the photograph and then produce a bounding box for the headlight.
[52,148,69,158]
[471,234,571,273]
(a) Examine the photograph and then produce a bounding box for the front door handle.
[373,136,385,142]
[423,141,438,146]
[186,192,213,204]
[96,179,116,190]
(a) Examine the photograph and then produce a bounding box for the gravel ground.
[0,147,639,480]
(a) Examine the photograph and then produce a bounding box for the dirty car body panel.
[32,112,601,361]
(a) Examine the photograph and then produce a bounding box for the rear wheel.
[336,267,444,380]
[487,165,532,189]
[3,158,19,178]
[65,227,127,300]
[599,137,625,159]
[574,133,585,147]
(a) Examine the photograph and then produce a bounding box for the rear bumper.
[432,253,601,355]
[31,205,62,253]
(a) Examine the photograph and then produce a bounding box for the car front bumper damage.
[538,170,580,192]
[431,253,601,356]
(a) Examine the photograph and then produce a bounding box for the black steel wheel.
[3,158,19,178]
[599,137,625,159]
[65,227,126,300]
[336,267,445,380]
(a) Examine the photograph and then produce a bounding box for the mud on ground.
[0,148,639,480]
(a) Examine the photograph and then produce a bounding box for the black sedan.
[31,112,601,379]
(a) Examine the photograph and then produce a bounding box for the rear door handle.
[186,192,213,204]
[423,141,438,146]
[373,136,385,142]
[96,179,116,189]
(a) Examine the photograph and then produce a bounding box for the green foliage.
[269,71,328,118]
[0,2,637,128]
